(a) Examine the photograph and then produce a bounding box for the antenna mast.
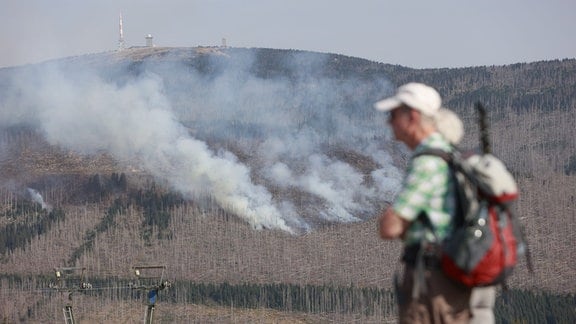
[118,12,126,51]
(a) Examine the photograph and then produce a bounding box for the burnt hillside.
[0,47,574,322]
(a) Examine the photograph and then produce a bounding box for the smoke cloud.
[0,49,403,233]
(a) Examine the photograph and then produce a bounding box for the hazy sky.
[1,0,575,69]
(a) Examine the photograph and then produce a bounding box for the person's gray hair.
[434,108,464,145]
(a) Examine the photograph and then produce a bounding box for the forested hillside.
[0,47,574,323]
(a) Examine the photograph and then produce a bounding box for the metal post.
[52,266,91,324]
[144,305,155,324]
[62,305,75,324]
[131,265,171,324]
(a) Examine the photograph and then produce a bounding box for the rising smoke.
[0,48,403,233]
[26,188,52,212]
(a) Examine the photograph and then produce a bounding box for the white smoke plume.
[26,188,52,212]
[0,49,402,233]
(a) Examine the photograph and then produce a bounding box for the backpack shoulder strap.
[412,148,453,163]
[414,148,470,229]
[416,148,483,192]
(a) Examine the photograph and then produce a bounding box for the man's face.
[387,105,412,144]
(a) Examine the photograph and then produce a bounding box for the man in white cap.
[375,82,471,323]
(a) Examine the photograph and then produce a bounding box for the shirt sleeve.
[392,155,449,222]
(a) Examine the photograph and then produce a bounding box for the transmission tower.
[50,267,92,324]
[130,265,172,324]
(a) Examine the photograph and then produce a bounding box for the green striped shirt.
[392,132,457,245]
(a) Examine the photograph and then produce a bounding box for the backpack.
[415,148,531,288]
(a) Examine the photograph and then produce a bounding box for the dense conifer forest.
[0,47,574,322]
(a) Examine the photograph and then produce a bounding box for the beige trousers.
[397,265,472,324]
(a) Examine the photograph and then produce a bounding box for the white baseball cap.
[374,82,442,116]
